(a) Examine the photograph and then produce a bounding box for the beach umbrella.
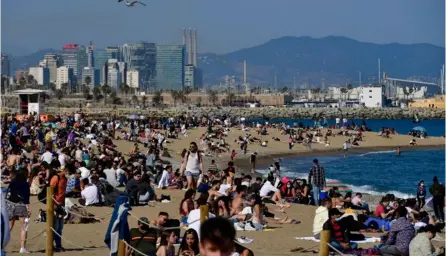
[411,126,427,133]
[128,114,138,120]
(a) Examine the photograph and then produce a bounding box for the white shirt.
[58,153,67,166]
[335,118,340,124]
[40,151,53,164]
[158,170,170,188]
[74,113,81,122]
[75,150,83,161]
[313,206,329,235]
[259,181,279,197]
[218,184,232,196]
[187,209,216,239]
[81,185,99,206]
[104,168,119,187]
[185,152,200,174]
[78,167,90,180]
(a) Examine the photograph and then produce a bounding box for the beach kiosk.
[14,89,46,115]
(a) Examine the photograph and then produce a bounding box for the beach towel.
[104,195,131,256]
[295,237,380,243]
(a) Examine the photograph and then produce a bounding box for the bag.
[38,175,60,204]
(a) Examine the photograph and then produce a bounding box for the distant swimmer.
[396,146,401,156]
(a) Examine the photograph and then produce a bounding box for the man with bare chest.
[231,185,248,215]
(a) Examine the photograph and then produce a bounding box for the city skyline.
[2,0,445,56]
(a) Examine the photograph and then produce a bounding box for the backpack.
[38,175,60,204]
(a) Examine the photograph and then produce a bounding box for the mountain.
[10,48,59,71]
[198,36,445,86]
[7,36,444,86]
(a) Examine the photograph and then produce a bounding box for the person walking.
[50,166,68,252]
[308,159,326,206]
[429,176,445,223]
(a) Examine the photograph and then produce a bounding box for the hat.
[138,217,149,225]
[57,166,66,172]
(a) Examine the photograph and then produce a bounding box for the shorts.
[185,171,200,180]
[6,201,28,219]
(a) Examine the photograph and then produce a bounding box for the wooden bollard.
[319,230,330,256]
[200,205,209,224]
[118,240,126,256]
[46,186,54,256]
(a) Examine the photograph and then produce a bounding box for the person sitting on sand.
[207,180,224,202]
[380,206,415,256]
[126,217,158,256]
[351,193,370,211]
[375,196,395,220]
[410,139,417,146]
[313,198,332,239]
[259,175,290,209]
[323,208,358,252]
[180,189,196,225]
[178,229,200,256]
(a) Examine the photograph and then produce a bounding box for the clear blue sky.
[1,0,445,56]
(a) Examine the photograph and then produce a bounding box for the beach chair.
[326,243,356,256]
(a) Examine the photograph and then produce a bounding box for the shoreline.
[234,143,445,173]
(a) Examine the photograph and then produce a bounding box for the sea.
[254,118,445,198]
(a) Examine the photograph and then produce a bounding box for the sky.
[1,0,445,56]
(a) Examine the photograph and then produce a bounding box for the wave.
[358,150,396,157]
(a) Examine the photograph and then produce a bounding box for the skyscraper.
[29,67,50,86]
[1,53,10,77]
[184,64,195,89]
[120,42,156,91]
[61,44,88,85]
[43,54,62,83]
[82,67,100,88]
[87,41,94,67]
[107,59,122,89]
[56,66,74,90]
[156,44,185,90]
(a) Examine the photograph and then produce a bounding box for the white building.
[127,70,139,89]
[29,67,50,86]
[107,59,122,89]
[81,67,100,88]
[117,62,126,84]
[56,66,74,89]
[395,86,427,100]
[327,87,361,100]
[184,65,195,89]
[360,85,384,107]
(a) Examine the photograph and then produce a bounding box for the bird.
[119,0,146,7]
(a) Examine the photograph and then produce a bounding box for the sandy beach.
[5,126,445,256]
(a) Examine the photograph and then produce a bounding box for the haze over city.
[2,0,445,56]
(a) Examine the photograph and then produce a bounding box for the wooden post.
[200,205,208,224]
[118,240,125,256]
[46,186,54,256]
[319,230,330,256]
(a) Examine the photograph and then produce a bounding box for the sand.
[5,126,445,255]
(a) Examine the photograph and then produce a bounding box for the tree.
[177,90,187,104]
[92,87,102,102]
[85,76,92,88]
[141,95,147,108]
[55,89,64,100]
[102,84,111,105]
[409,87,414,99]
[207,90,218,106]
[131,95,139,106]
[18,77,26,88]
[196,96,202,107]
[1,76,7,94]
[82,85,91,100]
[347,84,353,90]
[27,75,35,85]
[61,83,69,95]
[120,83,130,96]
[49,83,56,92]
[280,87,289,93]
[226,92,235,106]
[152,90,163,105]
[170,90,179,106]
[402,87,408,101]
[340,88,348,101]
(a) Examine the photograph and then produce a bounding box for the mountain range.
[7,36,445,86]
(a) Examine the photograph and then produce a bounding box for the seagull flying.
[120,0,146,7]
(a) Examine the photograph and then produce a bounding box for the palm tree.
[402,87,408,102]
[61,83,69,95]
[141,95,147,108]
[18,77,26,89]
[170,90,179,106]
[101,84,111,105]
[27,75,35,86]
[196,96,202,107]
[152,90,163,105]
[340,88,348,101]
[92,87,101,102]
[226,92,235,106]
[131,95,139,107]
[82,85,91,100]
[347,84,353,90]
[207,90,218,106]
[409,87,414,100]
[49,83,57,92]
[1,76,7,94]
[280,87,289,93]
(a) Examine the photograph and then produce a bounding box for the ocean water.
[257,149,445,198]
[250,118,445,137]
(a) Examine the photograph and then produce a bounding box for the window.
[369,96,372,98]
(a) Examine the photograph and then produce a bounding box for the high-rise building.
[1,53,10,77]
[56,66,74,90]
[15,70,29,83]
[87,42,94,67]
[117,62,127,85]
[61,44,88,85]
[127,70,139,89]
[82,67,100,88]
[94,46,121,85]
[43,54,62,83]
[184,65,195,89]
[106,46,120,61]
[120,42,156,91]
[29,67,50,86]
[156,44,185,90]
[107,59,122,89]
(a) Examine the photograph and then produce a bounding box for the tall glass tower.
[155,44,185,91]
[120,42,156,91]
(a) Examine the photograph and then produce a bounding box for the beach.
[5,126,445,256]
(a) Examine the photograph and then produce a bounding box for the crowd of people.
[0,112,444,256]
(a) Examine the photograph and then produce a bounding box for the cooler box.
[320,191,329,200]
